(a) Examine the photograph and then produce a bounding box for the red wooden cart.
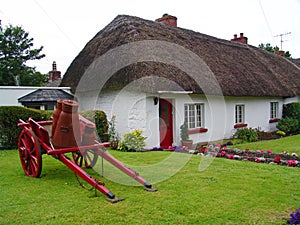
[17,108,156,203]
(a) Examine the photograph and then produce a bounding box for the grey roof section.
[18,89,74,103]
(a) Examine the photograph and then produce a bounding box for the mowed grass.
[231,134,300,155]
[1,146,299,224]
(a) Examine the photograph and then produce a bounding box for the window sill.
[234,123,247,129]
[188,128,208,135]
[269,118,280,123]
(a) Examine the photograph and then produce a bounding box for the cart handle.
[18,119,52,127]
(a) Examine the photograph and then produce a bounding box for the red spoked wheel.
[72,149,98,168]
[18,129,42,178]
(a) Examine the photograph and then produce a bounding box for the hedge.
[0,107,108,150]
[79,110,108,142]
[279,102,300,134]
[283,102,300,121]
[0,106,52,149]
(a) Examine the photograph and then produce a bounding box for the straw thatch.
[61,15,300,97]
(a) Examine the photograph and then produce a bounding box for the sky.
[1,0,299,75]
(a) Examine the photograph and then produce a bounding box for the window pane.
[189,105,195,128]
[196,104,202,127]
[235,105,244,124]
[270,102,278,119]
[184,105,188,124]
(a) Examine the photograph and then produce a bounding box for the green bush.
[234,127,258,143]
[0,106,52,149]
[79,110,108,142]
[117,130,146,152]
[276,117,299,135]
[283,102,300,121]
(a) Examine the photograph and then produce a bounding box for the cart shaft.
[58,154,115,199]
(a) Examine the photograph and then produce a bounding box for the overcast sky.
[1,0,299,75]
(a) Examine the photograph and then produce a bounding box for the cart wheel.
[72,149,98,168]
[18,129,42,178]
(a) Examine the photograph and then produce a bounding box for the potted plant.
[108,115,120,149]
[180,122,193,149]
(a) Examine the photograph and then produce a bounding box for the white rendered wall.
[0,86,71,106]
[224,96,284,138]
[77,89,290,148]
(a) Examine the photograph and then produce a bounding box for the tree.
[0,23,47,86]
[258,43,291,58]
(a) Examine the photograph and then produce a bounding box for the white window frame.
[270,102,279,119]
[235,104,245,124]
[184,103,204,129]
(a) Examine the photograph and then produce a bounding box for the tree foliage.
[258,43,291,58]
[0,23,47,86]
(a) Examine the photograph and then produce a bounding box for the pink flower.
[227,154,234,159]
[288,160,297,167]
[266,149,272,154]
[258,150,264,153]
[221,151,226,157]
[168,146,174,151]
[182,146,188,151]
[221,146,228,150]
[255,158,261,163]
[215,143,221,148]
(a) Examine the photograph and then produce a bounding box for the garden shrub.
[234,127,258,143]
[79,110,108,142]
[117,130,146,152]
[0,106,52,149]
[283,102,300,121]
[276,117,299,135]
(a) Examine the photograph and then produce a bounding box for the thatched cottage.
[61,14,300,148]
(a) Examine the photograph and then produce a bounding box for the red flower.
[274,156,281,164]
[201,147,207,153]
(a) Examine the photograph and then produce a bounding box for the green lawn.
[230,134,300,155]
[0,146,299,224]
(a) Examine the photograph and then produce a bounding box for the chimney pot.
[155,14,177,27]
[231,33,248,44]
[52,61,57,71]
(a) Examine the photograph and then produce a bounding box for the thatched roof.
[61,15,300,97]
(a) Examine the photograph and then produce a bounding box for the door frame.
[159,98,174,148]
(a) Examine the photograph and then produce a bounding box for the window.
[184,104,204,129]
[270,102,279,119]
[235,104,245,124]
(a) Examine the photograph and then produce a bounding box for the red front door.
[159,99,173,149]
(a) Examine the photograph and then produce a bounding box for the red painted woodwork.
[234,123,248,129]
[188,128,208,135]
[17,106,156,202]
[52,100,81,148]
[269,118,279,123]
[159,99,173,149]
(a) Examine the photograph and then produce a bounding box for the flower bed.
[193,144,300,168]
[215,148,300,167]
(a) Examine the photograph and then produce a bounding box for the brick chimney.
[155,14,177,27]
[274,50,285,57]
[231,33,248,44]
[48,61,61,82]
